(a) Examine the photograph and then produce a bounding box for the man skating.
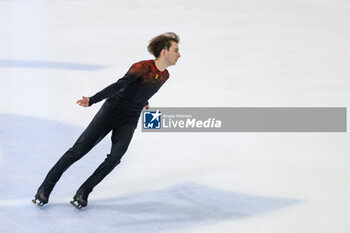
[32,32,181,209]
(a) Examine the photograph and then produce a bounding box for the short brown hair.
[147,32,180,58]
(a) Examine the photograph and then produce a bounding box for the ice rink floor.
[0,0,349,232]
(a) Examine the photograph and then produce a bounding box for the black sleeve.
[88,73,138,106]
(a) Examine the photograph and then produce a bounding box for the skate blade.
[32,199,44,207]
[70,200,83,209]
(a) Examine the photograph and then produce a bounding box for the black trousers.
[38,105,138,195]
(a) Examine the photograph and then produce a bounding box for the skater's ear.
[160,49,167,57]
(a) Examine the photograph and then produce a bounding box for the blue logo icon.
[143,110,162,129]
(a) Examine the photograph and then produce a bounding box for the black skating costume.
[33,60,169,208]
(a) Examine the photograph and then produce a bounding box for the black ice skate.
[70,190,89,209]
[32,189,50,207]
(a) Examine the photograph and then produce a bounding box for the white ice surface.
[0,0,350,233]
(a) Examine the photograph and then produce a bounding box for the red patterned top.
[89,60,170,118]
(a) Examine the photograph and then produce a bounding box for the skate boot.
[70,190,89,209]
[32,189,50,207]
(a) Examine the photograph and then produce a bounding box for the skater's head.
[148,32,180,66]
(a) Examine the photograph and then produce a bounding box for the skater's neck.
[154,58,168,72]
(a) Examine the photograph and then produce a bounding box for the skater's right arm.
[76,96,90,107]
[87,62,144,106]
[87,73,139,106]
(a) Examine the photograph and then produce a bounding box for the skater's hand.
[144,104,149,110]
[76,96,89,107]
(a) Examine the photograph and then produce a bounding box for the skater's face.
[164,42,180,66]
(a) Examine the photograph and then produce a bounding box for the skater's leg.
[75,122,137,198]
[37,107,115,195]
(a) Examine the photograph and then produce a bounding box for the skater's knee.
[64,147,86,162]
[111,142,130,156]
[106,153,122,165]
